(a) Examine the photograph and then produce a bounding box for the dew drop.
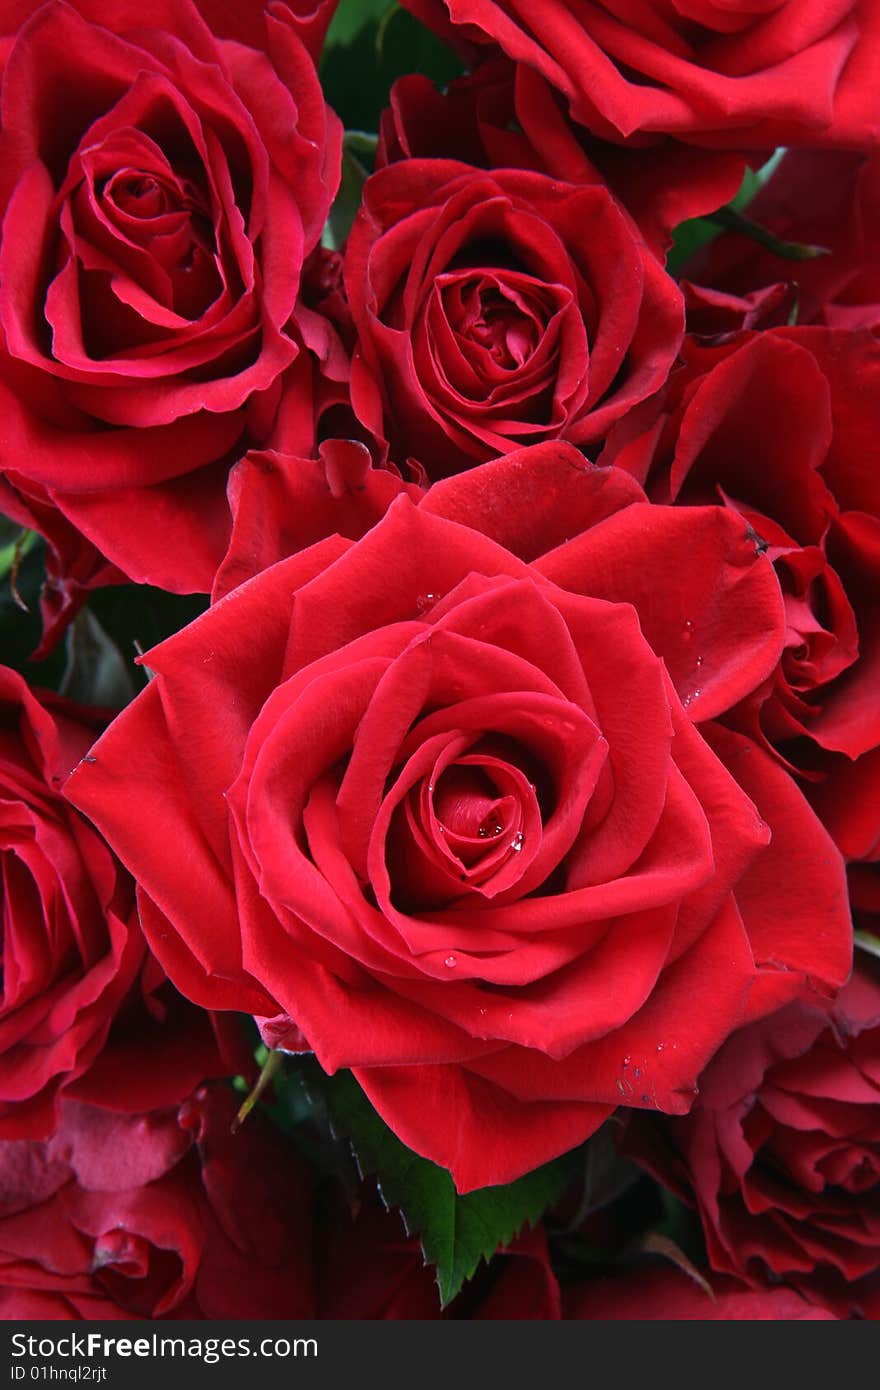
[695,655,704,668]
[478,1007,487,1017]
[682,620,694,642]
[510,831,524,853]
[444,954,457,968]
[417,592,439,614]
[428,781,435,793]
[622,1056,631,1068]
[656,1043,665,1053]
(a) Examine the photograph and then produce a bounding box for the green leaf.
[321,147,371,251]
[324,0,395,49]
[59,607,136,709]
[0,523,36,591]
[88,583,208,693]
[666,216,719,277]
[855,930,880,961]
[294,1058,576,1306]
[320,6,463,135]
[0,539,66,688]
[666,147,790,277]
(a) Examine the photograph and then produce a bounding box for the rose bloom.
[344,160,683,475]
[0,0,340,605]
[683,149,880,333]
[401,0,880,149]
[377,62,756,257]
[67,444,852,1192]
[604,328,880,802]
[623,963,880,1318]
[213,439,424,601]
[0,665,142,1138]
[0,1084,315,1319]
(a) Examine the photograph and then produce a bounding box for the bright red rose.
[565,1264,837,1320]
[66,445,852,1192]
[0,666,142,1138]
[214,440,423,601]
[0,1084,316,1319]
[402,0,880,149]
[623,964,880,1317]
[0,0,341,605]
[344,161,683,475]
[603,328,880,784]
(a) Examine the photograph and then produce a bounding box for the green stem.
[707,206,831,261]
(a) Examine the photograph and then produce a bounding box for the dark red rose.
[806,747,879,909]
[319,1185,560,1319]
[192,0,340,65]
[623,964,880,1317]
[0,0,341,611]
[66,444,851,1192]
[402,0,880,149]
[0,666,142,1138]
[603,328,880,784]
[344,160,684,475]
[378,63,753,257]
[0,1084,315,1319]
[684,149,880,334]
[678,279,798,338]
[565,1264,837,1320]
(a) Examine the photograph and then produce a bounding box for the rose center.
[430,763,519,867]
[446,276,543,370]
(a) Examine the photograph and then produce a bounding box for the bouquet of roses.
[0,0,877,1324]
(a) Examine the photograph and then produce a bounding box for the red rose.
[623,964,880,1317]
[0,0,341,605]
[565,1264,837,1320]
[378,63,753,257]
[0,1084,316,1319]
[402,0,880,149]
[603,328,880,788]
[0,666,142,1138]
[344,161,683,475]
[684,149,880,333]
[318,1186,560,1319]
[67,445,851,1192]
[214,439,423,601]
